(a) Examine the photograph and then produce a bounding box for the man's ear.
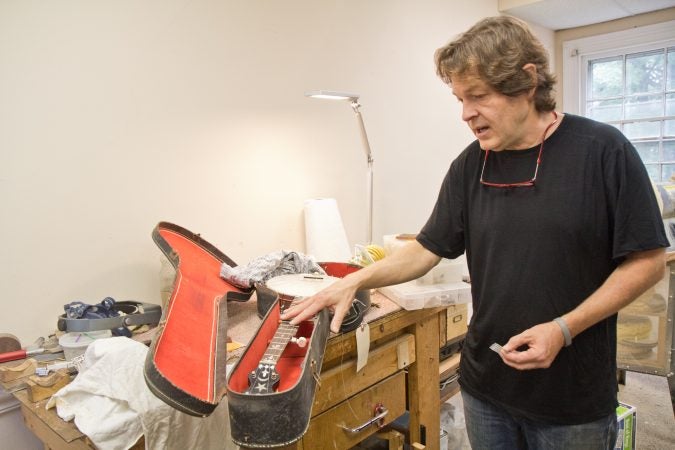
[522,63,538,97]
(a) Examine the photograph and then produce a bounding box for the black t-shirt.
[417,114,668,424]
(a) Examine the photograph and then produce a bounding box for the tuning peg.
[291,336,307,348]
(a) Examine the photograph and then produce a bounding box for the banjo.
[245,274,338,395]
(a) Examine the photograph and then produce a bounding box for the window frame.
[562,20,675,114]
[562,20,675,182]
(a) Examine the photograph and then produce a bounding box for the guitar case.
[227,288,330,448]
[144,221,253,417]
[256,261,371,333]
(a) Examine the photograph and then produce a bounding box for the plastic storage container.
[378,281,471,310]
[59,330,112,360]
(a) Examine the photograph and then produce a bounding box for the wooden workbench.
[12,292,455,449]
[13,389,145,450]
[228,291,446,449]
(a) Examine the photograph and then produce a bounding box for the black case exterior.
[227,286,330,448]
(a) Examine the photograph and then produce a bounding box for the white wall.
[0,0,500,344]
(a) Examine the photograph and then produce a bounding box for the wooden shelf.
[439,353,461,403]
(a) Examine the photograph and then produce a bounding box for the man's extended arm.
[281,240,442,332]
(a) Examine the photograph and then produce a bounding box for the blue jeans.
[462,390,617,450]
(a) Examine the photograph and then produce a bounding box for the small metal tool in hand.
[490,343,504,354]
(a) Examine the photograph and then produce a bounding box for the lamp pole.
[305,90,374,244]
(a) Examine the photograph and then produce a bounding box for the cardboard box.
[615,402,636,450]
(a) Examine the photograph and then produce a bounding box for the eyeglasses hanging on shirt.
[480,112,558,188]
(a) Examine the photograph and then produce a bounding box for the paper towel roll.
[304,198,352,262]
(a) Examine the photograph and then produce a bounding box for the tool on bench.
[35,356,83,376]
[0,347,46,364]
[57,298,162,336]
[0,335,61,363]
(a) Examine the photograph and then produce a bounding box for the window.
[563,21,675,182]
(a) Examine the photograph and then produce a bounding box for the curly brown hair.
[435,15,556,112]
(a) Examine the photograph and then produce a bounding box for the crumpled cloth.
[47,337,236,450]
[220,250,325,289]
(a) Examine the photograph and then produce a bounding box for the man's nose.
[461,101,477,122]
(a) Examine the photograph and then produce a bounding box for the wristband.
[554,317,572,347]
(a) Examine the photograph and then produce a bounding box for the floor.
[617,371,675,449]
[362,371,674,449]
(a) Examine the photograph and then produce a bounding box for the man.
[282,16,667,449]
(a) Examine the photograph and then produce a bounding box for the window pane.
[662,163,675,182]
[624,120,661,139]
[667,93,675,116]
[589,57,622,99]
[634,141,660,163]
[625,94,663,119]
[587,99,622,121]
[666,120,675,138]
[645,164,660,182]
[668,47,675,91]
[626,50,664,95]
[664,140,675,161]
[584,40,675,180]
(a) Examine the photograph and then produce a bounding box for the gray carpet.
[618,371,675,449]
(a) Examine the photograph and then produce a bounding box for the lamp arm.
[350,100,374,164]
[351,99,374,243]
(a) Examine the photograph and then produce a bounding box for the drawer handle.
[341,403,388,435]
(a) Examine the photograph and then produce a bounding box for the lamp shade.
[304,90,359,101]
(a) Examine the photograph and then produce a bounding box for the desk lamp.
[304,90,374,244]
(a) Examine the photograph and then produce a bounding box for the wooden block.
[439,353,460,380]
[445,304,468,341]
[27,369,71,402]
[0,333,21,353]
[376,429,405,450]
[0,358,37,382]
[438,310,447,348]
[322,306,442,368]
[408,312,440,449]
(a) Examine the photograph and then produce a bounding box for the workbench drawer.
[311,333,415,415]
[445,303,468,342]
[303,371,406,449]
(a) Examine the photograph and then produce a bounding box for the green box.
[615,402,636,450]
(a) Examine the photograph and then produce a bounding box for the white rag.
[47,337,237,450]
